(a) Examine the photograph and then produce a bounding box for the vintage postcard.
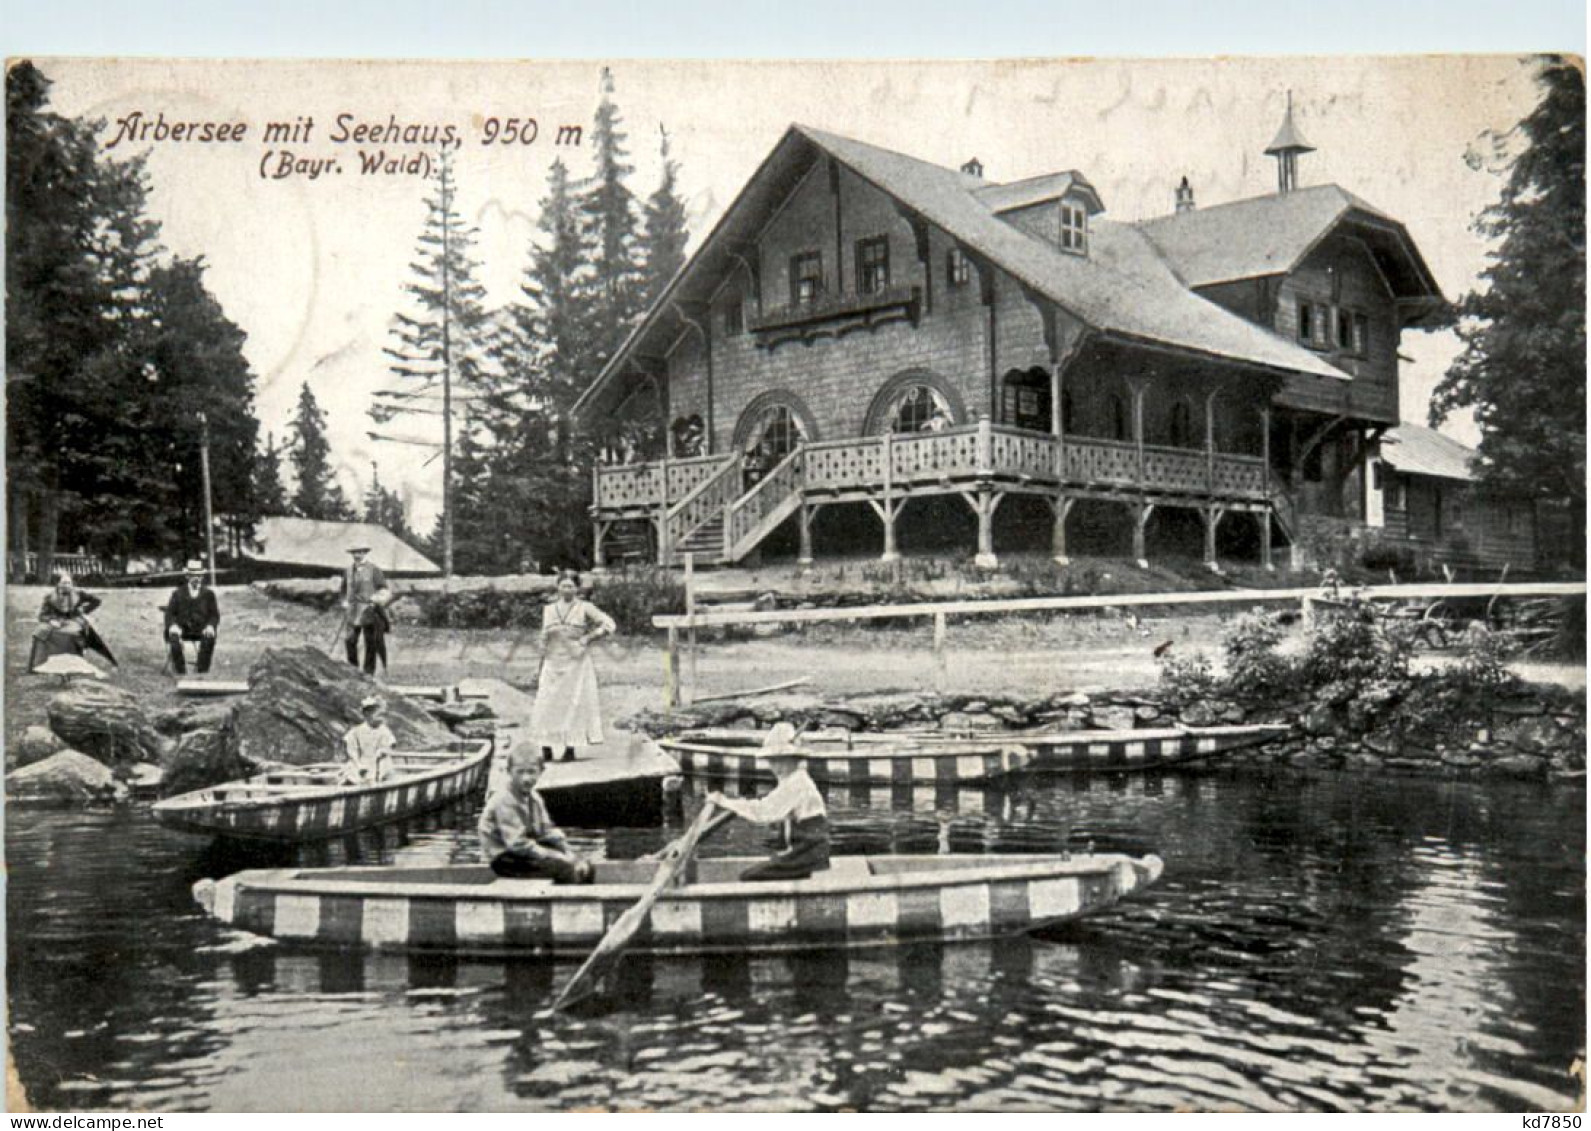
[5,55,1585,1114]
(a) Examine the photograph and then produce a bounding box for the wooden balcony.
[747,284,921,349]
[594,422,1268,517]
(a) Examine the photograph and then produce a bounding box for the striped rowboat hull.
[152,741,493,843]
[658,738,1034,785]
[1025,724,1292,770]
[192,852,1164,956]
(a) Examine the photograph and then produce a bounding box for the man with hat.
[340,695,396,784]
[707,722,830,881]
[163,560,220,675]
[342,543,393,675]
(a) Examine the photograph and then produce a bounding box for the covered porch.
[591,412,1283,573]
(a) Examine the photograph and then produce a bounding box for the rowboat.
[658,734,1035,785]
[191,851,1164,956]
[152,740,493,842]
[662,721,1291,777]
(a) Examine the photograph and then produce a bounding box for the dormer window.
[1059,202,1088,255]
[790,251,823,306]
[856,236,890,295]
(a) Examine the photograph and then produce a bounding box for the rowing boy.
[708,725,830,881]
[478,746,594,884]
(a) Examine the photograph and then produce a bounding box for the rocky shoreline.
[627,679,1586,782]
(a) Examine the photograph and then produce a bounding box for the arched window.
[732,391,818,463]
[891,384,952,433]
[1106,393,1129,441]
[1168,399,1194,448]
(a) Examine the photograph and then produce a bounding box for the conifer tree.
[254,433,290,515]
[580,67,644,371]
[289,382,355,521]
[639,125,690,310]
[1431,57,1585,561]
[378,148,490,577]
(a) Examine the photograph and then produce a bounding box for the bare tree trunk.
[10,486,30,579]
[38,487,59,583]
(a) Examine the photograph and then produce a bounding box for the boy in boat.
[340,695,396,784]
[478,746,594,884]
[707,726,830,881]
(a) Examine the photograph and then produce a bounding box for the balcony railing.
[593,423,1268,514]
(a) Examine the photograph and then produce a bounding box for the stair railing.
[661,456,743,564]
[724,445,806,559]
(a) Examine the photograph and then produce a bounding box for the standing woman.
[529,570,617,763]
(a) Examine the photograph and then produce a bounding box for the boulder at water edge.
[7,750,128,806]
[46,682,168,765]
[8,724,67,771]
[226,646,455,768]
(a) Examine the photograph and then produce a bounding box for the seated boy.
[340,696,396,784]
[478,746,594,884]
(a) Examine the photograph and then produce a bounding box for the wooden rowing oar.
[546,801,735,1014]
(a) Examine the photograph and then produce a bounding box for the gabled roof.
[1381,424,1478,482]
[1134,184,1444,304]
[246,517,440,575]
[973,170,1104,216]
[575,125,1381,421]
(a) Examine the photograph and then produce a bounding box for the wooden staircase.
[676,516,726,560]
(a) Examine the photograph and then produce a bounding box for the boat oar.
[546,801,736,1014]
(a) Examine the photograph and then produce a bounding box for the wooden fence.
[654,576,1585,706]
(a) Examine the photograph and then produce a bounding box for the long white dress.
[528,599,616,750]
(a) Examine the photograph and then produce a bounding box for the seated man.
[340,696,396,784]
[478,746,594,884]
[164,560,220,674]
[708,738,830,882]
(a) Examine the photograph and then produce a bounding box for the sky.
[27,54,1553,529]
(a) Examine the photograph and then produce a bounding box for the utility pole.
[440,157,455,579]
[197,411,217,586]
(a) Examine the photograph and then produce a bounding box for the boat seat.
[823,856,873,880]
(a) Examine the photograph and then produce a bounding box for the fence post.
[664,626,681,708]
[933,610,948,693]
[684,553,697,705]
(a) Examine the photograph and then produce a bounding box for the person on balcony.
[529,570,617,763]
[164,560,220,675]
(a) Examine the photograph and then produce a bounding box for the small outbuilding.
[231,517,440,580]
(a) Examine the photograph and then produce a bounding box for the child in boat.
[340,696,396,783]
[708,726,830,882]
[478,745,594,884]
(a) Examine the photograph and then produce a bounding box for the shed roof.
[1381,423,1478,482]
[246,517,440,574]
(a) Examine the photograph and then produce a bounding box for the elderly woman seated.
[28,573,105,672]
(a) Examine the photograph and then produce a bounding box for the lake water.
[6,769,1585,1112]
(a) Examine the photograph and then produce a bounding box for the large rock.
[7,751,127,806]
[8,724,67,771]
[161,719,249,797]
[226,646,454,767]
[47,683,167,765]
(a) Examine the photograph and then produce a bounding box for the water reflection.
[6,770,1584,1112]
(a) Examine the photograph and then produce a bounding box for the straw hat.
[348,544,372,554]
[184,560,204,575]
[360,695,384,713]
[761,721,805,760]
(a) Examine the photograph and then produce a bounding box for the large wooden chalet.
[573,105,1444,572]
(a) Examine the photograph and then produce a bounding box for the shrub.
[1158,651,1217,707]
[1221,612,1291,697]
[592,568,686,635]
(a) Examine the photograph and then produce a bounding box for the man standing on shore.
[164,560,220,675]
[342,544,392,675]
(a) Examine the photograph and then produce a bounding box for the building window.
[1336,308,1354,351]
[857,236,890,295]
[722,299,743,337]
[1352,312,1369,356]
[1298,300,1322,348]
[891,384,952,433]
[946,246,972,288]
[1059,203,1088,255]
[1106,393,1129,441]
[790,251,823,306]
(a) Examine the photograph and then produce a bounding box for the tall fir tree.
[580,66,644,372]
[7,59,164,573]
[379,148,490,576]
[1430,57,1585,561]
[639,124,689,310]
[288,382,355,521]
[254,433,290,515]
